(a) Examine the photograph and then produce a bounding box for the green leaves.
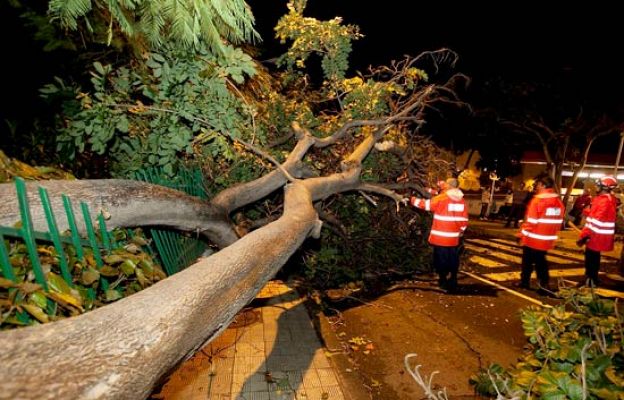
[53,43,257,176]
[48,0,258,53]
[536,370,583,400]
[472,290,624,398]
[275,0,362,84]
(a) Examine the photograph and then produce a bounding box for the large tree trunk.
[0,182,318,400]
[0,180,239,248]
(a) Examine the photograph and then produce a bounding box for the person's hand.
[576,237,589,247]
[400,197,409,206]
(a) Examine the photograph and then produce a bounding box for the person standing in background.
[516,176,564,294]
[570,188,592,227]
[505,183,530,228]
[479,187,490,220]
[576,176,618,287]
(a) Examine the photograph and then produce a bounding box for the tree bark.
[0,182,318,400]
[0,180,239,248]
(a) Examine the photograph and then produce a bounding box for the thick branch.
[0,180,238,248]
[211,135,316,212]
[357,183,404,202]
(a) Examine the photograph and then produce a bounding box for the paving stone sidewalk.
[152,281,346,400]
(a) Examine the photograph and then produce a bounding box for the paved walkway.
[152,281,346,400]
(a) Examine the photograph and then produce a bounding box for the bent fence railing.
[0,177,115,295]
[131,167,209,275]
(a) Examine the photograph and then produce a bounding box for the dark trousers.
[479,203,489,218]
[505,204,524,227]
[584,249,601,283]
[433,245,460,289]
[521,246,550,288]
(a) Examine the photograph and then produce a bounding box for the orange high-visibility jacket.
[580,193,617,252]
[519,189,564,251]
[410,188,468,247]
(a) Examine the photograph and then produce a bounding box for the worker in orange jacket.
[516,175,564,294]
[407,178,468,292]
[576,175,618,287]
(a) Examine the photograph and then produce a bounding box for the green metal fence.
[0,169,209,288]
[0,178,113,292]
[131,167,209,276]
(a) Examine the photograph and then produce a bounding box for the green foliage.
[275,0,362,85]
[256,90,320,139]
[471,289,624,399]
[301,195,431,289]
[47,0,258,52]
[0,228,166,329]
[45,43,258,176]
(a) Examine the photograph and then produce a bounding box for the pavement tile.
[316,368,339,387]
[233,356,265,374]
[207,394,230,400]
[322,385,345,399]
[158,281,345,400]
[208,372,232,395]
[300,387,328,400]
[302,369,322,389]
[269,390,297,400]
[311,353,331,369]
[235,343,265,357]
[231,392,270,400]
[212,356,235,372]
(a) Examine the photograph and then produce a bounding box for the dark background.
[3,1,623,153]
[248,1,622,84]
[246,1,624,155]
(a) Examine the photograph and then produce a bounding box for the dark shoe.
[536,287,555,297]
[445,286,459,294]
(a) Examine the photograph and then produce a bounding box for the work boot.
[536,284,554,297]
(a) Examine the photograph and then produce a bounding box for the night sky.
[247,1,623,104]
[247,1,624,155]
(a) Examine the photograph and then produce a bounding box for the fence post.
[39,186,73,285]
[62,194,85,261]
[0,231,17,282]
[15,178,48,290]
[80,202,103,268]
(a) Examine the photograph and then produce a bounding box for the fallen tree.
[0,1,470,395]
[0,59,466,396]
